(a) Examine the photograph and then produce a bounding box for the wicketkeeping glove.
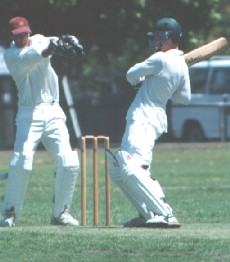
[48,35,85,59]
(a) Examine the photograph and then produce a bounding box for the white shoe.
[124,214,167,228]
[146,215,181,228]
[0,216,15,227]
[51,209,79,226]
[124,215,147,227]
[167,216,181,228]
[145,215,168,228]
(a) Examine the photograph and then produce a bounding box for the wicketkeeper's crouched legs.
[0,152,32,226]
[51,151,79,223]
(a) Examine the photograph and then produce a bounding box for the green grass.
[0,143,230,261]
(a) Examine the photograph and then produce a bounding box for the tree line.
[0,0,229,99]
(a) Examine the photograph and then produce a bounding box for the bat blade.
[184,37,229,67]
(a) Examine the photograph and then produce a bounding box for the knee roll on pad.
[114,150,143,178]
[56,151,80,172]
[9,152,34,173]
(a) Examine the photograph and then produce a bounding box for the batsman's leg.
[114,150,181,228]
[106,149,157,226]
[0,152,33,227]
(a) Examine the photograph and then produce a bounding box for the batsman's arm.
[127,53,162,87]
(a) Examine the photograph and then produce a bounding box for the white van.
[170,56,230,142]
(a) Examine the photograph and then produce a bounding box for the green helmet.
[147,18,182,52]
[149,18,182,42]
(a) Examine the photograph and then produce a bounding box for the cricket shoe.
[146,215,181,228]
[0,216,15,227]
[167,216,181,228]
[51,209,79,226]
[145,215,168,228]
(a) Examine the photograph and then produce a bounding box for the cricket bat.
[184,37,229,67]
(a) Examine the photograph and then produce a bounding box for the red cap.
[9,17,32,35]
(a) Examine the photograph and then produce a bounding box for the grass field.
[0,143,230,261]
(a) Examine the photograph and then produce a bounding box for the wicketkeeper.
[106,18,191,228]
[0,16,84,227]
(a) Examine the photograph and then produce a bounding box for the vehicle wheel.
[183,123,205,142]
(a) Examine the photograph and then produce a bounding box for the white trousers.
[2,103,79,218]
[14,103,72,155]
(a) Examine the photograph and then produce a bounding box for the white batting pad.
[114,150,173,217]
[116,179,155,219]
[53,151,79,217]
[143,170,165,199]
[151,179,165,199]
[2,152,32,218]
[106,149,154,219]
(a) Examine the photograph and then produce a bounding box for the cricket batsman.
[0,17,84,227]
[106,18,191,228]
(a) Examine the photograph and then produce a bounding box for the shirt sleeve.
[126,52,163,85]
[4,35,50,82]
[171,73,191,104]
[31,34,50,55]
[32,35,58,55]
